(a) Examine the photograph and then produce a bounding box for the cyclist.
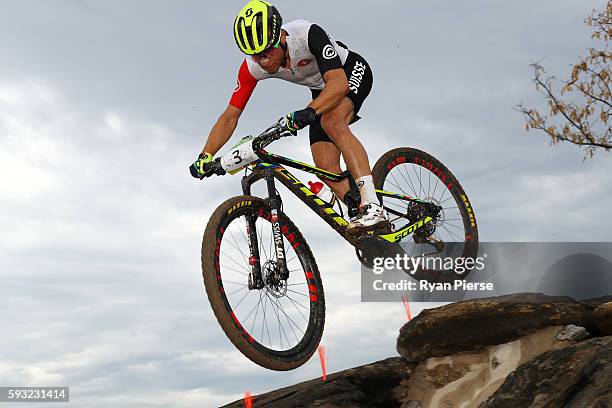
[190,0,388,233]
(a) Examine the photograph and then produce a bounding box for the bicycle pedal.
[371,220,392,235]
[350,221,392,239]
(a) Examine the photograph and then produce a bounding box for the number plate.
[220,136,258,173]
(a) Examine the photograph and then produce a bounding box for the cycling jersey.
[229,19,350,110]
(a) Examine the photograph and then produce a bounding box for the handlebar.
[253,119,297,150]
[203,118,297,178]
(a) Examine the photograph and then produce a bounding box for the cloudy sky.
[1,0,611,407]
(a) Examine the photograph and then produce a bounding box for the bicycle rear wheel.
[372,148,479,281]
[201,196,325,370]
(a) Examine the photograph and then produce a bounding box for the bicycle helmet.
[233,1,282,55]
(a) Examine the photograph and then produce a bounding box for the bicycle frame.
[240,149,436,249]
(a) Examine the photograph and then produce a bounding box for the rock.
[594,302,612,335]
[220,357,414,408]
[578,296,612,335]
[480,336,612,408]
[402,326,572,407]
[556,324,590,341]
[422,363,470,388]
[579,295,612,311]
[220,293,610,408]
[397,293,589,362]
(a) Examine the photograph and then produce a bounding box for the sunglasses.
[253,38,281,59]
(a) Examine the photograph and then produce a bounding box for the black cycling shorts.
[309,50,373,145]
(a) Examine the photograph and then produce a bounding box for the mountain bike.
[199,119,478,370]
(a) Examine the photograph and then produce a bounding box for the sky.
[1,0,611,407]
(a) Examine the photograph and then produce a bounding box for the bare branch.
[519,0,612,158]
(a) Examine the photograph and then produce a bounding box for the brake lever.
[203,158,226,178]
[213,159,226,176]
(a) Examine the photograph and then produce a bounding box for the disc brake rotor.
[262,260,287,298]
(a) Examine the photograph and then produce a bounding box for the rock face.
[401,326,574,408]
[579,295,612,311]
[397,293,589,362]
[481,336,612,407]
[222,293,611,408]
[220,357,414,408]
[594,302,612,335]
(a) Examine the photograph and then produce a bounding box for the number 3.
[232,150,242,164]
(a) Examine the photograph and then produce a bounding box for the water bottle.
[308,181,337,206]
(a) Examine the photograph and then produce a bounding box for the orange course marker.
[243,391,253,408]
[318,345,327,381]
[402,295,412,321]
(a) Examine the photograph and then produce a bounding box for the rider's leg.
[310,141,350,199]
[319,98,377,202]
[318,98,387,231]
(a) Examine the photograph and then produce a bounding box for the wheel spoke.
[234,290,253,311]
[275,296,303,342]
[229,225,250,266]
[257,218,269,261]
[241,291,262,320]
[226,286,248,297]
[284,292,309,322]
[250,290,263,334]
[397,166,419,197]
[262,293,272,347]
[391,170,416,197]
[286,288,309,298]
[431,173,441,200]
[220,250,250,275]
[440,224,463,241]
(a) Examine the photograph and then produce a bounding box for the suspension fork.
[242,173,264,290]
[245,214,264,290]
[241,168,289,289]
[263,168,289,280]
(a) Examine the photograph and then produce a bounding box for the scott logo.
[245,8,253,17]
[385,216,433,243]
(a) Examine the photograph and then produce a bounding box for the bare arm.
[202,104,243,156]
[308,68,349,115]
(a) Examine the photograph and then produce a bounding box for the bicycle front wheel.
[201,196,325,371]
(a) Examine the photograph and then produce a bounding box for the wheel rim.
[216,209,316,354]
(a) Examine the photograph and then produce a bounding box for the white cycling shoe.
[347,202,390,235]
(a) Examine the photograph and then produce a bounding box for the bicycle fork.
[243,168,289,290]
